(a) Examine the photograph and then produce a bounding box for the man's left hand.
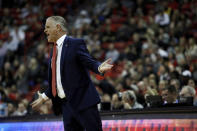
[98,58,113,73]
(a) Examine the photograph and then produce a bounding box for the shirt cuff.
[98,66,104,76]
[42,93,49,101]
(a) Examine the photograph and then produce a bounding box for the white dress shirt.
[42,34,67,100]
[155,13,170,26]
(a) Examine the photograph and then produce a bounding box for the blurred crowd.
[0,0,197,117]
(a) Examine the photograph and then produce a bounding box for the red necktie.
[52,43,57,97]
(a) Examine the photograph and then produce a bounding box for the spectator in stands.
[193,65,197,83]
[144,75,159,97]
[122,76,133,90]
[148,78,157,90]
[27,57,40,86]
[0,40,8,67]
[74,10,91,29]
[136,81,147,106]
[157,65,170,81]
[111,93,123,110]
[158,80,168,94]
[187,79,196,89]
[185,38,197,62]
[179,85,197,106]
[155,8,170,27]
[14,64,28,93]
[179,85,196,98]
[170,79,181,92]
[39,100,52,114]
[100,19,115,43]
[105,43,119,63]
[13,102,27,116]
[7,103,16,116]
[1,61,14,88]
[161,85,178,104]
[87,34,101,53]
[122,90,143,109]
[181,70,192,86]
[175,46,186,66]
[115,83,124,93]
[9,26,25,51]
[0,89,8,117]
[131,33,142,58]
[157,28,170,50]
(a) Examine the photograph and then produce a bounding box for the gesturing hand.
[98,58,113,73]
[31,91,45,112]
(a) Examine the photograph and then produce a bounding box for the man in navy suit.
[31,16,113,131]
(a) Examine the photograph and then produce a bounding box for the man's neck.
[56,32,66,42]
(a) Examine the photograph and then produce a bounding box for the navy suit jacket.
[45,36,101,113]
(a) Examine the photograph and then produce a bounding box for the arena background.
[0,0,197,130]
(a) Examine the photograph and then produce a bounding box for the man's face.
[18,103,25,112]
[161,89,176,103]
[44,19,58,43]
[188,79,195,88]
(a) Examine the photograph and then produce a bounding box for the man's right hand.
[31,91,45,112]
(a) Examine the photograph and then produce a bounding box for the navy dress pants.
[61,99,102,131]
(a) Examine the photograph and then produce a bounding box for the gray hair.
[182,85,196,97]
[48,16,67,32]
[124,90,137,102]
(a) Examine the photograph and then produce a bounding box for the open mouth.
[47,34,50,39]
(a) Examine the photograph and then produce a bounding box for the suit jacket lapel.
[60,36,69,73]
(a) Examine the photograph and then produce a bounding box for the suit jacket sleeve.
[45,85,53,99]
[77,39,101,74]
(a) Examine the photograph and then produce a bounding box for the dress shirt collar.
[56,34,67,47]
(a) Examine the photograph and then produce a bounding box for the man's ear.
[56,24,62,31]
